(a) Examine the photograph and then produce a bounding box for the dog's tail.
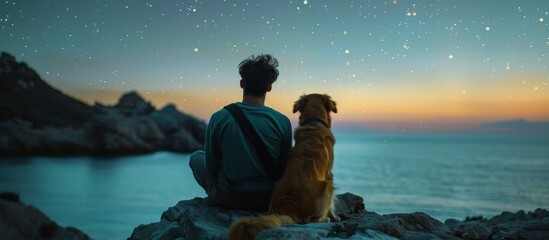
[227,214,294,240]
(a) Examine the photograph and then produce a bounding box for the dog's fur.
[228,93,338,240]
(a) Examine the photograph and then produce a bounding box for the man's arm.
[276,119,292,178]
[205,113,222,173]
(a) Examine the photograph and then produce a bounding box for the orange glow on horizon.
[68,73,548,130]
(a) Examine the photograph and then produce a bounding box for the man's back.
[189,54,287,210]
[205,102,292,193]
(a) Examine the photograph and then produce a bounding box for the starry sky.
[1,0,548,132]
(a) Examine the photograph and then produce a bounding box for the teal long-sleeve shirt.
[205,102,292,193]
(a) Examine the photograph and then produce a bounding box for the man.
[189,54,292,210]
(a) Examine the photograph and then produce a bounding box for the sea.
[1,133,548,240]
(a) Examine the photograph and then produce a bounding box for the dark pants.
[189,150,272,211]
[189,151,217,194]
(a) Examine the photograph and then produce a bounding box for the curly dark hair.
[238,54,279,97]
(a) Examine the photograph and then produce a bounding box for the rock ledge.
[128,193,548,240]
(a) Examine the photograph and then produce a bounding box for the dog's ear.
[293,94,307,113]
[324,94,337,113]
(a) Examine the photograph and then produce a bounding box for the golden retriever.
[228,93,338,240]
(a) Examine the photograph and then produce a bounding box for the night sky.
[1,0,548,131]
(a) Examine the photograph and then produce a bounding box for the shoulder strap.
[224,103,277,179]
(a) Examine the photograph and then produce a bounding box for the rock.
[0,52,95,128]
[333,192,365,216]
[486,208,549,240]
[444,218,461,230]
[0,52,17,74]
[129,196,342,240]
[163,128,204,152]
[129,193,549,240]
[153,104,206,144]
[116,91,155,116]
[0,119,96,155]
[0,51,206,156]
[0,192,90,240]
[352,212,454,239]
[451,221,490,240]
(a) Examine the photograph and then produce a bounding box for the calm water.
[1,133,548,240]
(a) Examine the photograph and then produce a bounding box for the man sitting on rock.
[189,54,292,210]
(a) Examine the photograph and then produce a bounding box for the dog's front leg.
[328,206,340,222]
[327,182,340,222]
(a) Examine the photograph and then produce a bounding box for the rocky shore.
[129,193,549,240]
[0,192,90,240]
[2,190,546,240]
[0,52,206,156]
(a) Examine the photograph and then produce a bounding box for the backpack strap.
[224,103,277,179]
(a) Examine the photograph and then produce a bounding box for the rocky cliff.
[129,193,549,240]
[0,52,206,156]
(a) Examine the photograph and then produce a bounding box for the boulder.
[0,192,90,240]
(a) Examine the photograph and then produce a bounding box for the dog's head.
[292,93,337,128]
